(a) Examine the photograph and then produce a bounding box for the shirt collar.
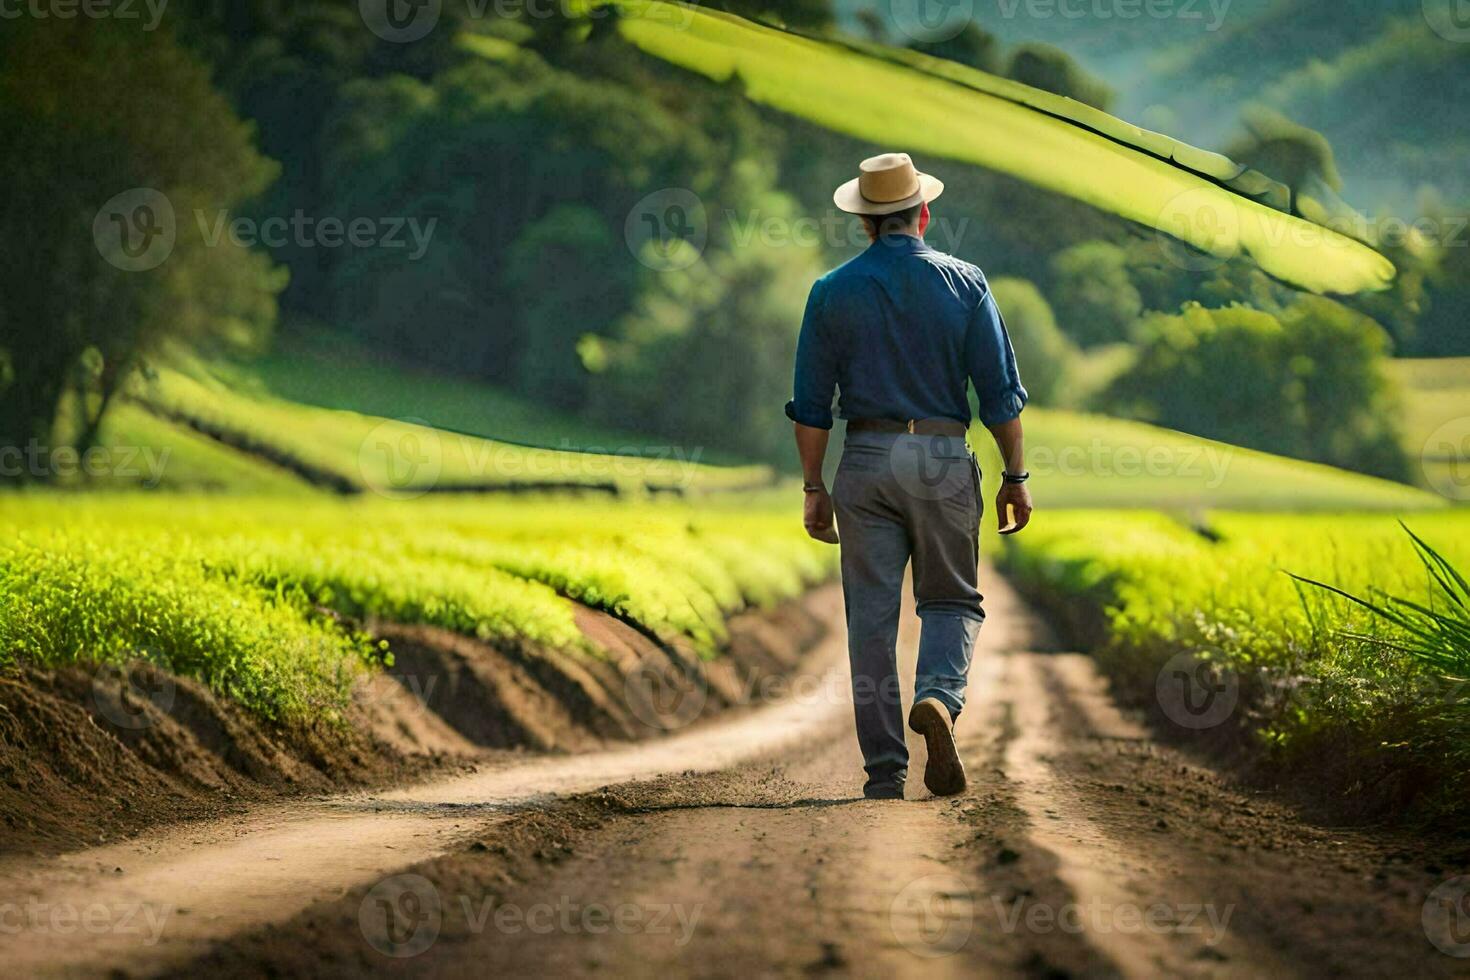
[866,233,931,256]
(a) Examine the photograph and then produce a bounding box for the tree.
[0,20,282,482]
[1103,299,1407,481]
[583,207,820,462]
[1006,45,1113,111]
[987,279,1076,405]
[1049,242,1143,347]
[911,25,1000,74]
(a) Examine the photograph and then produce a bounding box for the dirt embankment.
[0,594,830,856]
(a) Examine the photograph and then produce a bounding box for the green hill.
[95,346,1444,512]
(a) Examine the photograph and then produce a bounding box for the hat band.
[860,176,921,204]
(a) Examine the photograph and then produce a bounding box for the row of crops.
[117,365,773,496]
[0,493,836,721]
[997,510,1470,803]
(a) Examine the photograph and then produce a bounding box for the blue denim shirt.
[785,235,1027,430]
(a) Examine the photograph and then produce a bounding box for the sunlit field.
[1000,509,1470,803]
[0,493,836,719]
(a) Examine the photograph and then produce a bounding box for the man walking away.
[786,153,1033,801]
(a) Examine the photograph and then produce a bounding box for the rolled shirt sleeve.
[966,285,1029,427]
[784,280,838,429]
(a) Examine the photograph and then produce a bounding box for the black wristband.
[1002,471,1030,484]
[803,482,826,493]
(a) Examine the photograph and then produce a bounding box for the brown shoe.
[908,698,966,797]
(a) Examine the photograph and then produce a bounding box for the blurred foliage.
[986,278,1076,405]
[1048,242,1143,349]
[0,19,284,482]
[1005,43,1113,111]
[1104,298,1409,481]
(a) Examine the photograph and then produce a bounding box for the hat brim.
[833,172,944,215]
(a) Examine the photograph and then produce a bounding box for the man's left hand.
[996,482,1033,535]
[804,488,840,544]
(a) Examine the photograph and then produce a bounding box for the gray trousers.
[831,430,984,796]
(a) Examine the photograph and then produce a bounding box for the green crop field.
[999,509,1470,804]
[247,329,690,457]
[121,363,772,496]
[0,494,836,721]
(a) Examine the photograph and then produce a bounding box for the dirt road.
[4,575,1464,978]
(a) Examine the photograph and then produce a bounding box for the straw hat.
[832,152,944,215]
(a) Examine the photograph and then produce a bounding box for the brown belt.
[847,418,968,437]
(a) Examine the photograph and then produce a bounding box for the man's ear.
[917,201,931,237]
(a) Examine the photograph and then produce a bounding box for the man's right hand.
[996,481,1033,535]
[803,487,840,544]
